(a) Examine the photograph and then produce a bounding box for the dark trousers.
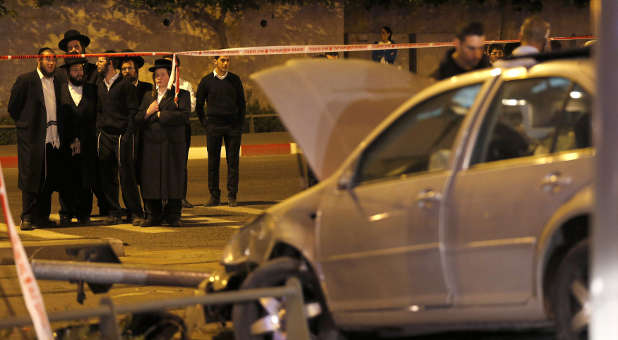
[207,132,241,199]
[58,153,93,219]
[21,144,63,224]
[60,151,92,218]
[183,124,191,199]
[97,129,143,218]
[144,199,181,222]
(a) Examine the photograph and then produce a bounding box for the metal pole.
[284,277,311,340]
[32,260,210,287]
[99,297,121,340]
[592,0,618,339]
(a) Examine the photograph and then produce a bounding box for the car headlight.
[222,213,271,266]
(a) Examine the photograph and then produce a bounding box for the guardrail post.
[249,114,255,133]
[285,277,311,340]
[99,297,121,340]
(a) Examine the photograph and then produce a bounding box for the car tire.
[552,239,589,340]
[232,257,343,340]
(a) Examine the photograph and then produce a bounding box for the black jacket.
[96,74,138,134]
[135,88,189,199]
[8,70,64,192]
[136,81,153,105]
[59,82,98,187]
[431,48,491,80]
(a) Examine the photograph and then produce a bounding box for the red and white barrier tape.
[0,165,53,339]
[0,35,596,60]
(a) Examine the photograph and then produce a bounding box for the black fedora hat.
[120,49,145,69]
[58,29,91,52]
[148,58,172,72]
[60,57,88,69]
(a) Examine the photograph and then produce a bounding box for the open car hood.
[251,59,432,180]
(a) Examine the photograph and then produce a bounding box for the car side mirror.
[428,149,452,172]
[337,170,355,191]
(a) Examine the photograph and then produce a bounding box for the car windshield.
[357,83,483,183]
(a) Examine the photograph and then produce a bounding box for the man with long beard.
[8,48,64,230]
[58,57,98,225]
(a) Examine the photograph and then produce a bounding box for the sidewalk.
[0,132,298,167]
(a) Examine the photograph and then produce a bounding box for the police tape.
[0,35,596,60]
[0,165,53,339]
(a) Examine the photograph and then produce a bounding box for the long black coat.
[58,82,98,187]
[136,88,189,200]
[8,71,64,192]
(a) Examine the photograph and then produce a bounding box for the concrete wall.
[0,0,344,116]
[0,0,591,117]
[344,1,591,76]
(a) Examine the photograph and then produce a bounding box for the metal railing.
[0,277,311,340]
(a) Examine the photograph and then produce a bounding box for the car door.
[316,83,484,313]
[449,76,593,306]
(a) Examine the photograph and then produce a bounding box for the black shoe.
[103,216,122,225]
[140,218,161,227]
[59,216,72,226]
[168,218,183,227]
[228,198,237,207]
[182,199,194,208]
[20,219,34,231]
[205,197,220,206]
[77,217,91,225]
[37,219,57,228]
[131,217,147,226]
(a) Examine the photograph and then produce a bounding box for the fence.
[0,277,311,340]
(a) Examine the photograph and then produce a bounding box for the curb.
[0,143,300,168]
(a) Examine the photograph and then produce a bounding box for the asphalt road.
[0,155,557,339]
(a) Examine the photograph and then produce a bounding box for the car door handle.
[540,172,572,192]
[416,189,442,208]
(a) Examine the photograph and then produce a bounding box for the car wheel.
[232,257,343,340]
[552,239,589,340]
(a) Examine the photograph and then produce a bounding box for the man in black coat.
[431,22,490,80]
[196,56,246,207]
[8,48,65,230]
[56,29,99,85]
[96,51,144,225]
[120,50,153,102]
[58,57,98,224]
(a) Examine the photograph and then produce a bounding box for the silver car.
[211,52,593,340]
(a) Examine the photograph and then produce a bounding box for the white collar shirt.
[104,72,120,91]
[213,70,228,80]
[37,68,60,148]
[68,82,83,106]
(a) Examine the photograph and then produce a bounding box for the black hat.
[58,29,91,52]
[60,57,88,69]
[120,49,145,69]
[148,58,172,72]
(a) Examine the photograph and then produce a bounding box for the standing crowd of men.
[8,29,246,230]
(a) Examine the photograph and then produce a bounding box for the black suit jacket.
[59,82,98,187]
[8,70,63,192]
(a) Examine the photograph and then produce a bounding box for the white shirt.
[512,45,540,56]
[178,78,196,112]
[213,69,228,80]
[104,72,120,91]
[68,82,83,106]
[157,88,166,104]
[37,68,60,148]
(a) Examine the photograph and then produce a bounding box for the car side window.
[356,83,482,184]
[471,77,592,166]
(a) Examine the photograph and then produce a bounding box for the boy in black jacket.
[196,56,246,207]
